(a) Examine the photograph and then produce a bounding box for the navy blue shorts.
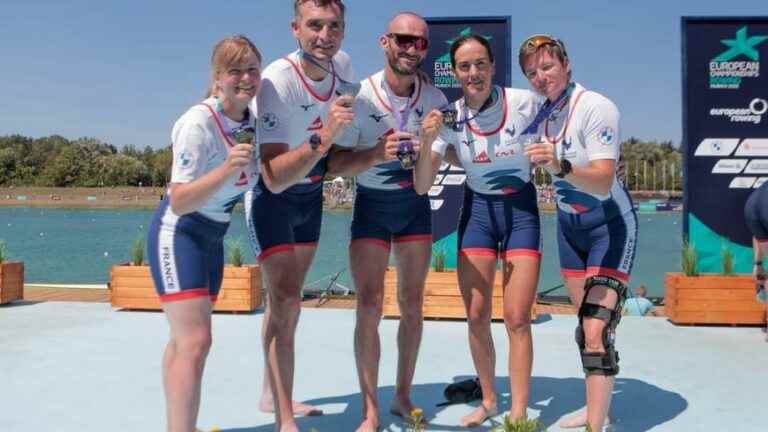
[245,181,323,261]
[350,186,432,250]
[458,182,541,259]
[557,203,637,282]
[147,199,229,302]
[745,182,768,241]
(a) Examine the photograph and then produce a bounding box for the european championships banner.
[423,16,511,268]
[683,17,768,272]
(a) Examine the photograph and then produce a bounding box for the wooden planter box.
[665,272,766,325]
[0,261,24,305]
[110,264,262,312]
[383,267,536,320]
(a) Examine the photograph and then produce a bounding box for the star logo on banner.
[714,26,768,62]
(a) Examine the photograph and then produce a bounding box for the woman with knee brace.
[520,34,637,431]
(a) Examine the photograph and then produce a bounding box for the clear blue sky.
[1,0,765,149]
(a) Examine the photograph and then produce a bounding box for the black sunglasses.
[387,33,430,51]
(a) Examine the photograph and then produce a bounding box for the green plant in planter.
[226,238,244,267]
[491,415,546,432]
[131,237,145,266]
[0,240,6,263]
[721,243,735,276]
[432,244,447,272]
[681,240,698,276]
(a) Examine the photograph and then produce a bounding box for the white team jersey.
[254,50,353,187]
[170,98,259,222]
[336,70,448,190]
[539,83,632,215]
[433,86,540,195]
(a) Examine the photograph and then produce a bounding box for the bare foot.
[355,417,379,432]
[559,410,611,429]
[259,398,323,416]
[503,411,528,422]
[389,398,423,424]
[460,402,498,428]
[278,424,299,432]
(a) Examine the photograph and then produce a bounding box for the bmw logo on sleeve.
[179,151,192,167]
[599,127,615,145]
[260,112,279,131]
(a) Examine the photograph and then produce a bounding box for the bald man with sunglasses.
[328,11,447,432]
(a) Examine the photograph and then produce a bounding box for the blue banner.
[682,17,768,272]
[423,16,511,268]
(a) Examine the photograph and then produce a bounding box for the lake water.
[0,207,681,297]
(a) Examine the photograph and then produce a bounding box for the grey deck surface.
[1,301,764,431]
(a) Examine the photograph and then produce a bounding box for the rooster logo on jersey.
[553,180,600,213]
[482,168,526,194]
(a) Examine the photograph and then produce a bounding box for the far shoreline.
[0,186,680,212]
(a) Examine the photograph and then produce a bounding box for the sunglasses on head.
[519,34,568,58]
[387,33,430,51]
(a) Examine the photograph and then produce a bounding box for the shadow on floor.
[221,374,687,431]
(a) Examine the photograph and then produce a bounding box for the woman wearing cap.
[520,34,637,430]
[414,34,542,427]
[146,35,261,431]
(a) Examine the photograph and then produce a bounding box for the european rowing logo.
[415,106,424,117]
[433,27,493,89]
[300,103,316,111]
[709,26,768,89]
[709,98,767,124]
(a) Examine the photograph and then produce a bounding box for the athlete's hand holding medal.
[232,125,259,161]
[524,136,557,168]
[377,131,421,169]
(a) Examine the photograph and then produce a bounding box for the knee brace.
[574,275,628,376]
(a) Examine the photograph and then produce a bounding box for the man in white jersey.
[245,1,354,430]
[328,12,445,432]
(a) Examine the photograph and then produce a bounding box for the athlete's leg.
[498,185,541,421]
[579,212,635,431]
[555,217,594,429]
[349,238,390,432]
[162,297,213,432]
[500,253,540,421]
[248,190,323,418]
[581,280,620,432]
[259,302,323,416]
[260,247,304,432]
[458,252,499,427]
[457,189,499,427]
[390,236,432,419]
